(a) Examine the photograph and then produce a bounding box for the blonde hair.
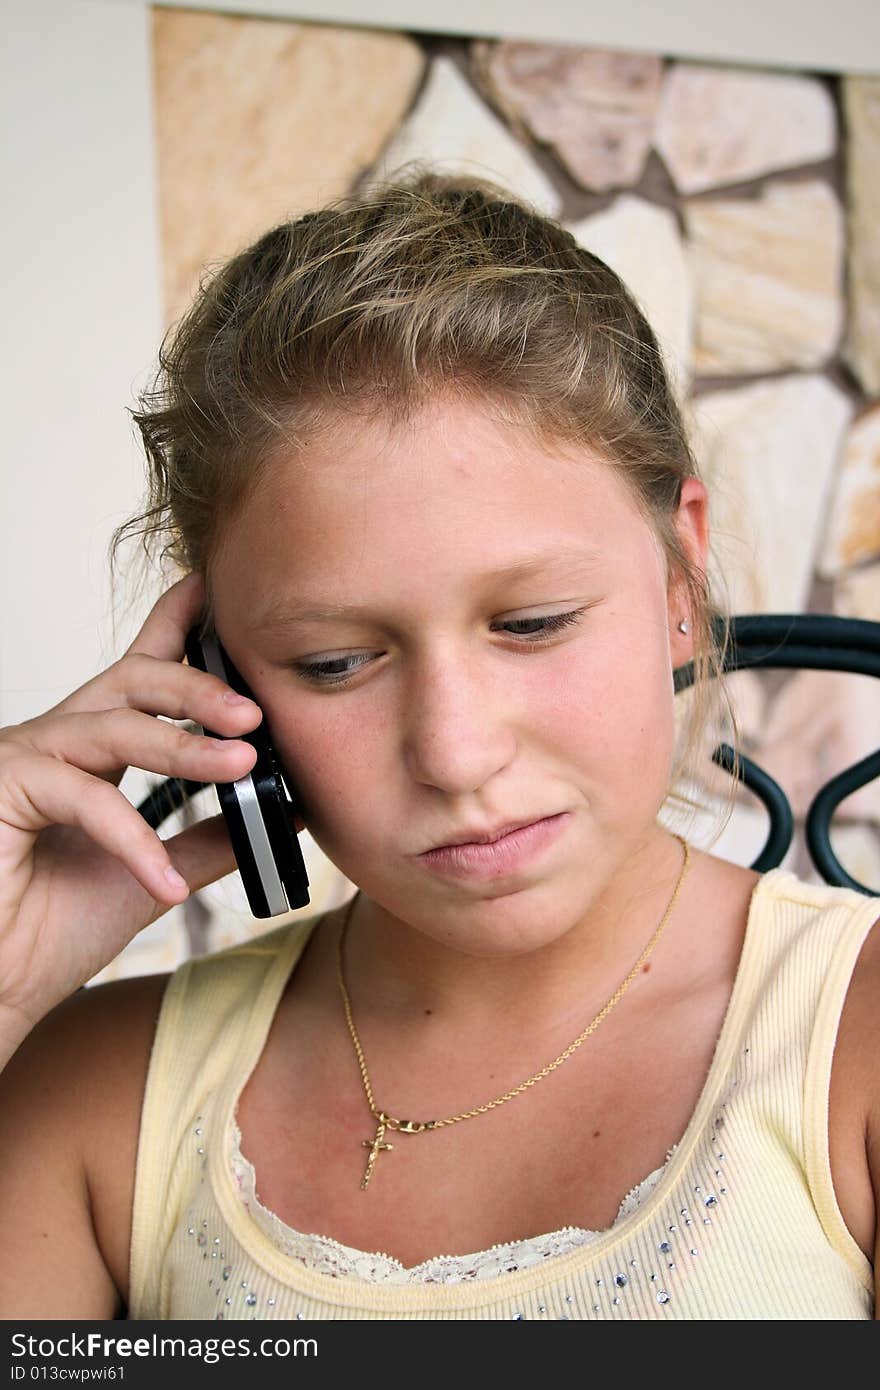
[115,167,738,833]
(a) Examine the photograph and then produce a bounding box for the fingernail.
[222,691,253,705]
[164,866,188,892]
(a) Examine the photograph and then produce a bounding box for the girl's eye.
[294,653,373,686]
[492,610,584,640]
[294,609,585,687]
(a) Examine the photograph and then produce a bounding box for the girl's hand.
[0,572,265,1055]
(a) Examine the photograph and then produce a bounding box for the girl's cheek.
[273,708,385,818]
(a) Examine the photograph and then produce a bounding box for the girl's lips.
[416,812,570,880]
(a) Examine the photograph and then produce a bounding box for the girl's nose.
[401,652,518,796]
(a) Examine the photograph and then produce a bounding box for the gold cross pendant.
[361,1117,393,1190]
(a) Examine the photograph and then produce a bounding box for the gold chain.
[337,834,691,1188]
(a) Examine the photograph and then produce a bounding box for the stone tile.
[834,562,880,622]
[714,669,768,752]
[755,668,880,821]
[471,40,662,192]
[826,823,880,894]
[688,375,853,615]
[660,776,797,872]
[655,63,836,195]
[152,9,425,323]
[669,666,770,855]
[818,402,880,579]
[367,56,561,215]
[843,77,880,395]
[88,906,190,984]
[566,194,692,398]
[685,180,844,374]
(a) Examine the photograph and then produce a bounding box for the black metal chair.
[675,614,880,895]
[139,613,880,898]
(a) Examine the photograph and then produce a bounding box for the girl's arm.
[828,913,880,1313]
[859,924,880,1315]
[0,972,168,1318]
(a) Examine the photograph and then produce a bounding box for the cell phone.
[183,626,310,918]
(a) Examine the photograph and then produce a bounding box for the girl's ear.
[668,477,710,660]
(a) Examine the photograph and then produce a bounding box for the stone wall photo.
[95,7,880,980]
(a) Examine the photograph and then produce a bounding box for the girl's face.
[211,395,707,957]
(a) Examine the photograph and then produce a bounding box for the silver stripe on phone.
[231,774,289,915]
[200,635,288,915]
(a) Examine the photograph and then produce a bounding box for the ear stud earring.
[677,619,691,635]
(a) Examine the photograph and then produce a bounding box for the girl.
[0,174,877,1321]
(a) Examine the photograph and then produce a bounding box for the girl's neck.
[339,829,693,1034]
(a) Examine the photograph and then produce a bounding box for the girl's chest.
[233,998,724,1269]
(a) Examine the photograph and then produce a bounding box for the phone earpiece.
[183,627,310,917]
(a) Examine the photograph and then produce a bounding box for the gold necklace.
[336,834,691,1189]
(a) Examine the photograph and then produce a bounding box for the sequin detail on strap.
[228,1118,676,1285]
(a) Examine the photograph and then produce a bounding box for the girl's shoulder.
[0,970,170,1314]
[0,904,326,1318]
[695,848,879,962]
[828,892,880,1265]
[688,851,880,1268]
[0,968,171,1155]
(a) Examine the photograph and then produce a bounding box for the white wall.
[1,0,162,728]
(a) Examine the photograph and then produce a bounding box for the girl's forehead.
[211,413,665,620]
[250,399,637,525]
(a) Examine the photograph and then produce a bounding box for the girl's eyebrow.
[252,543,605,632]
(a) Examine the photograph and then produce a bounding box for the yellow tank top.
[128,868,877,1320]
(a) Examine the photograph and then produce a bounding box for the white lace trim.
[228,1118,677,1285]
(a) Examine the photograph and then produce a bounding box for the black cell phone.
[183,626,310,918]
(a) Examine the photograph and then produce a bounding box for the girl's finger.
[11,708,259,784]
[1,753,193,905]
[125,570,207,663]
[161,815,239,897]
[163,813,307,904]
[42,574,215,721]
[46,653,263,736]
